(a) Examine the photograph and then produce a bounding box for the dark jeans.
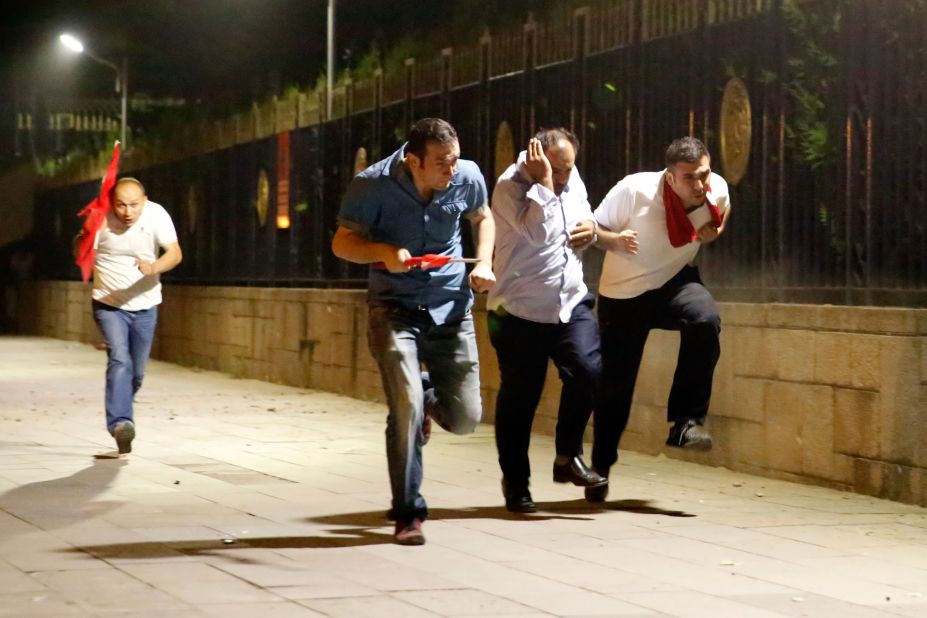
[488,295,601,488]
[592,265,721,472]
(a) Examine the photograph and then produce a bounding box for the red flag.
[662,179,721,248]
[75,142,121,282]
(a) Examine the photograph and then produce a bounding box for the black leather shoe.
[666,419,713,451]
[584,466,610,503]
[552,456,608,487]
[502,479,537,513]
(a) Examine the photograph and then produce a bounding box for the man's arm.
[593,225,639,255]
[136,242,182,276]
[467,207,495,292]
[331,225,411,273]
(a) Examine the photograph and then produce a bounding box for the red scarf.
[75,143,121,282]
[662,179,721,248]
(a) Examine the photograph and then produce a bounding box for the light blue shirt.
[337,144,488,325]
[488,152,595,324]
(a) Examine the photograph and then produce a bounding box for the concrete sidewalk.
[1,336,925,617]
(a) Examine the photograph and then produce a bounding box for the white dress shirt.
[594,171,730,299]
[488,152,595,324]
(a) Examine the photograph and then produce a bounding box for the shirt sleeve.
[710,173,732,216]
[491,177,564,247]
[336,175,378,236]
[154,206,179,248]
[462,171,489,219]
[594,178,633,231]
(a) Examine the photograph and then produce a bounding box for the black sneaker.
[112,421,135,454]
[502,479,537,513]
[666,419,712,451]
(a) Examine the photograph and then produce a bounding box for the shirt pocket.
[427,200,467,242]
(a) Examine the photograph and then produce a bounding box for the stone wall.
[18,281,927,506]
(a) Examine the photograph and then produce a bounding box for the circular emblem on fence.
[353,147,368,176]
[186,183,199,234]
[494,121,515,181]
[719,77,752,186]
[256,169,270,227]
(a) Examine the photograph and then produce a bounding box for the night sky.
[0,0,549,161]
[2,0,545,103]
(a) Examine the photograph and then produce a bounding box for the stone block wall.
[17,281,927,506]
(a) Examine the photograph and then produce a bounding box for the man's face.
[666,155,711,208]
[112,183,146,227]
[545,139,576,195]
[409,140,460,191]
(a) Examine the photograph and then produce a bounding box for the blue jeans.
[367,303,483,522]
[92,300,159,433]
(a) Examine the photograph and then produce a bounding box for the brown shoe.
[394,518,426,546]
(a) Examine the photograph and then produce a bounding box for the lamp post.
[326,0,335,119]
[59,33,128,148]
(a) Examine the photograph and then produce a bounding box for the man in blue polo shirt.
[332,118,495,545]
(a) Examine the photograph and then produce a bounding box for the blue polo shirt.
[337,144,489,325]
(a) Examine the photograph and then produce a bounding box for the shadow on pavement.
[309,499,694,528]
[0,456,127,532]
[61,529,395,560]
[57,500,694,559]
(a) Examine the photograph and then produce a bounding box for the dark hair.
[406,118,458,161]
[665,136,709,168]
[535,127,579,153]
[111,176,146,196]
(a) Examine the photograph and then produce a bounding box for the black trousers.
[488,295,601,488]
[592,265,721,472]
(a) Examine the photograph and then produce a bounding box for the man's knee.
[687,311,721,336]
[107,347,131,366]
[441,396,482,434]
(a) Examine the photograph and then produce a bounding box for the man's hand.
[468,262,495,293]
[524,137,554,193]
[604,229,639,254]
[381,247,413,273]
[697,223,722,243]
[136,258,156,276]
[568,220,596,248]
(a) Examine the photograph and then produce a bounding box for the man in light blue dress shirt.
[487,128,607,513]
[332,118,496,544]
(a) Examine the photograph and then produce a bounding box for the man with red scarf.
[587,137,731,502]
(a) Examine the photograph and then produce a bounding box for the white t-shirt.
[92,200,178,311]
[594,170,730,299]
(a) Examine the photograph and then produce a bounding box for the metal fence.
[32,0,927,306]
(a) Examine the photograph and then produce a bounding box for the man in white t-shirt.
[74,177,182,454]
[586,137,731,502]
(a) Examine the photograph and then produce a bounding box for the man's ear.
[664,168,675,188]
[405,153,422,169]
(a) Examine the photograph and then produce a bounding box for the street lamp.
[59,33,128,149]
